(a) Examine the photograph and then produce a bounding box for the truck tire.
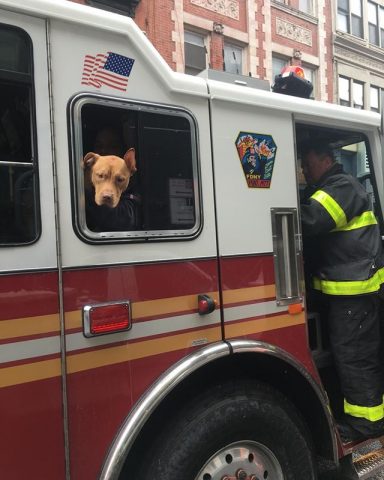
[132,379,317,480]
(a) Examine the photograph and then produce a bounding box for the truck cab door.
[0,9,65,480]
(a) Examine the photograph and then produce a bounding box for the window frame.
[302,63,317,99]
[368,1,379,45]
[0,23,41,247]
[223,42,243,75]
[298,0,313,15]
[272,55,289,84]
[367,2,384,47]
[352,80,364,109]
[184,29,208,75]
[68,93,203,244]
[370,85,380,112]
[337,0,363,37]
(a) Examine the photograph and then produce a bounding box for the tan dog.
[83,149,136,208]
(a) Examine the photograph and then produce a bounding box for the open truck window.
[0,25,40,246]
[296,124,381,222]
[69,95,201,243]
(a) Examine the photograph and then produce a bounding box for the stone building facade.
[334,0,384,111]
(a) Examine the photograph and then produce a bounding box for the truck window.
[0,25,40,246]
[70,96,201,242]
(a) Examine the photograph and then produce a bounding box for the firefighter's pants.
[327,294,384,436]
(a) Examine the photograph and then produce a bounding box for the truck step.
[352,437,384,479]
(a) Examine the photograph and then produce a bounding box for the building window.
[368,2,384,46]
[368,1,379,44]
[353,81,364,109]
[370,86,380,112]
[184,30,207,75]
[339,76,365,109]
[337,0,363,37]
[302,65,316,98]
[272,55,289,83]
[70,96,201,243]
[0,26,40,246]
[339,76,351,106]
[223,43,243,74]
[380,7,384,45]
[299,0,313,15]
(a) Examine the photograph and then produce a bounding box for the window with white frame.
[370,86,380,112]
[223,43,243,74]
[302,65,316,98]
[381,7,384,45]
[368,2,384,46]
[339,76,351,106]
[184,30,207,75]
[299,0,313,15]
[368,1,379,44]
[337,0,363,37]
[272,55,289,83]
[339,76,365,109]
[353,81,364,109]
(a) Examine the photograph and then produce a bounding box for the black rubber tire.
[133,379,317,480]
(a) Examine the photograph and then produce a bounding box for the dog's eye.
[116,176,126,183]
[96,173,104,179]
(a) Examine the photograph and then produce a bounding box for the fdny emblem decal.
[235,132,277,188]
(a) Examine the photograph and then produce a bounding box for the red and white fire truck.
[1,0,384,479]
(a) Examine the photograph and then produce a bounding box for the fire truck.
[1,0,384,479]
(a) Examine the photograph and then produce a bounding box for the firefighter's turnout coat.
[301,162,384,295]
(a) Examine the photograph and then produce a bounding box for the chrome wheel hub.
[195,440,284,480]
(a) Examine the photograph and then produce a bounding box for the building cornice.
[334,32,384,76]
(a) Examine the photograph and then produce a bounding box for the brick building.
[70,0,335,102]
[136,0,334,102]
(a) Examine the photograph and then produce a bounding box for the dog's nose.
[101,192,114,205]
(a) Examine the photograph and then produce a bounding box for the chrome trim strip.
[45,17,71,479]
[229,339,338,464]
[0,161,33,167]
[99,341,230,480]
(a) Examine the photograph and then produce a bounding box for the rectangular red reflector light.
[83,302,131,337]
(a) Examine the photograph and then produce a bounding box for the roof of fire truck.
[1,0,381,131]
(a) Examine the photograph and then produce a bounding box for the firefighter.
[300,141,384,442]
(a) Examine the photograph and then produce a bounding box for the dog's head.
[82,149,137,208]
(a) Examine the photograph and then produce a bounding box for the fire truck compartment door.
[208,81,301,338]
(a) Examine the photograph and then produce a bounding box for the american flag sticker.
[81,52,135,91]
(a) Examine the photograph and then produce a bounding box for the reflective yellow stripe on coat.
[313,267,384,295]
[344,399,384,422]
[332,211,378,232]
[311,190,347,228]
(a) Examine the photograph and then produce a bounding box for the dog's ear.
[82,152,99,170]
[123,148,137,174]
